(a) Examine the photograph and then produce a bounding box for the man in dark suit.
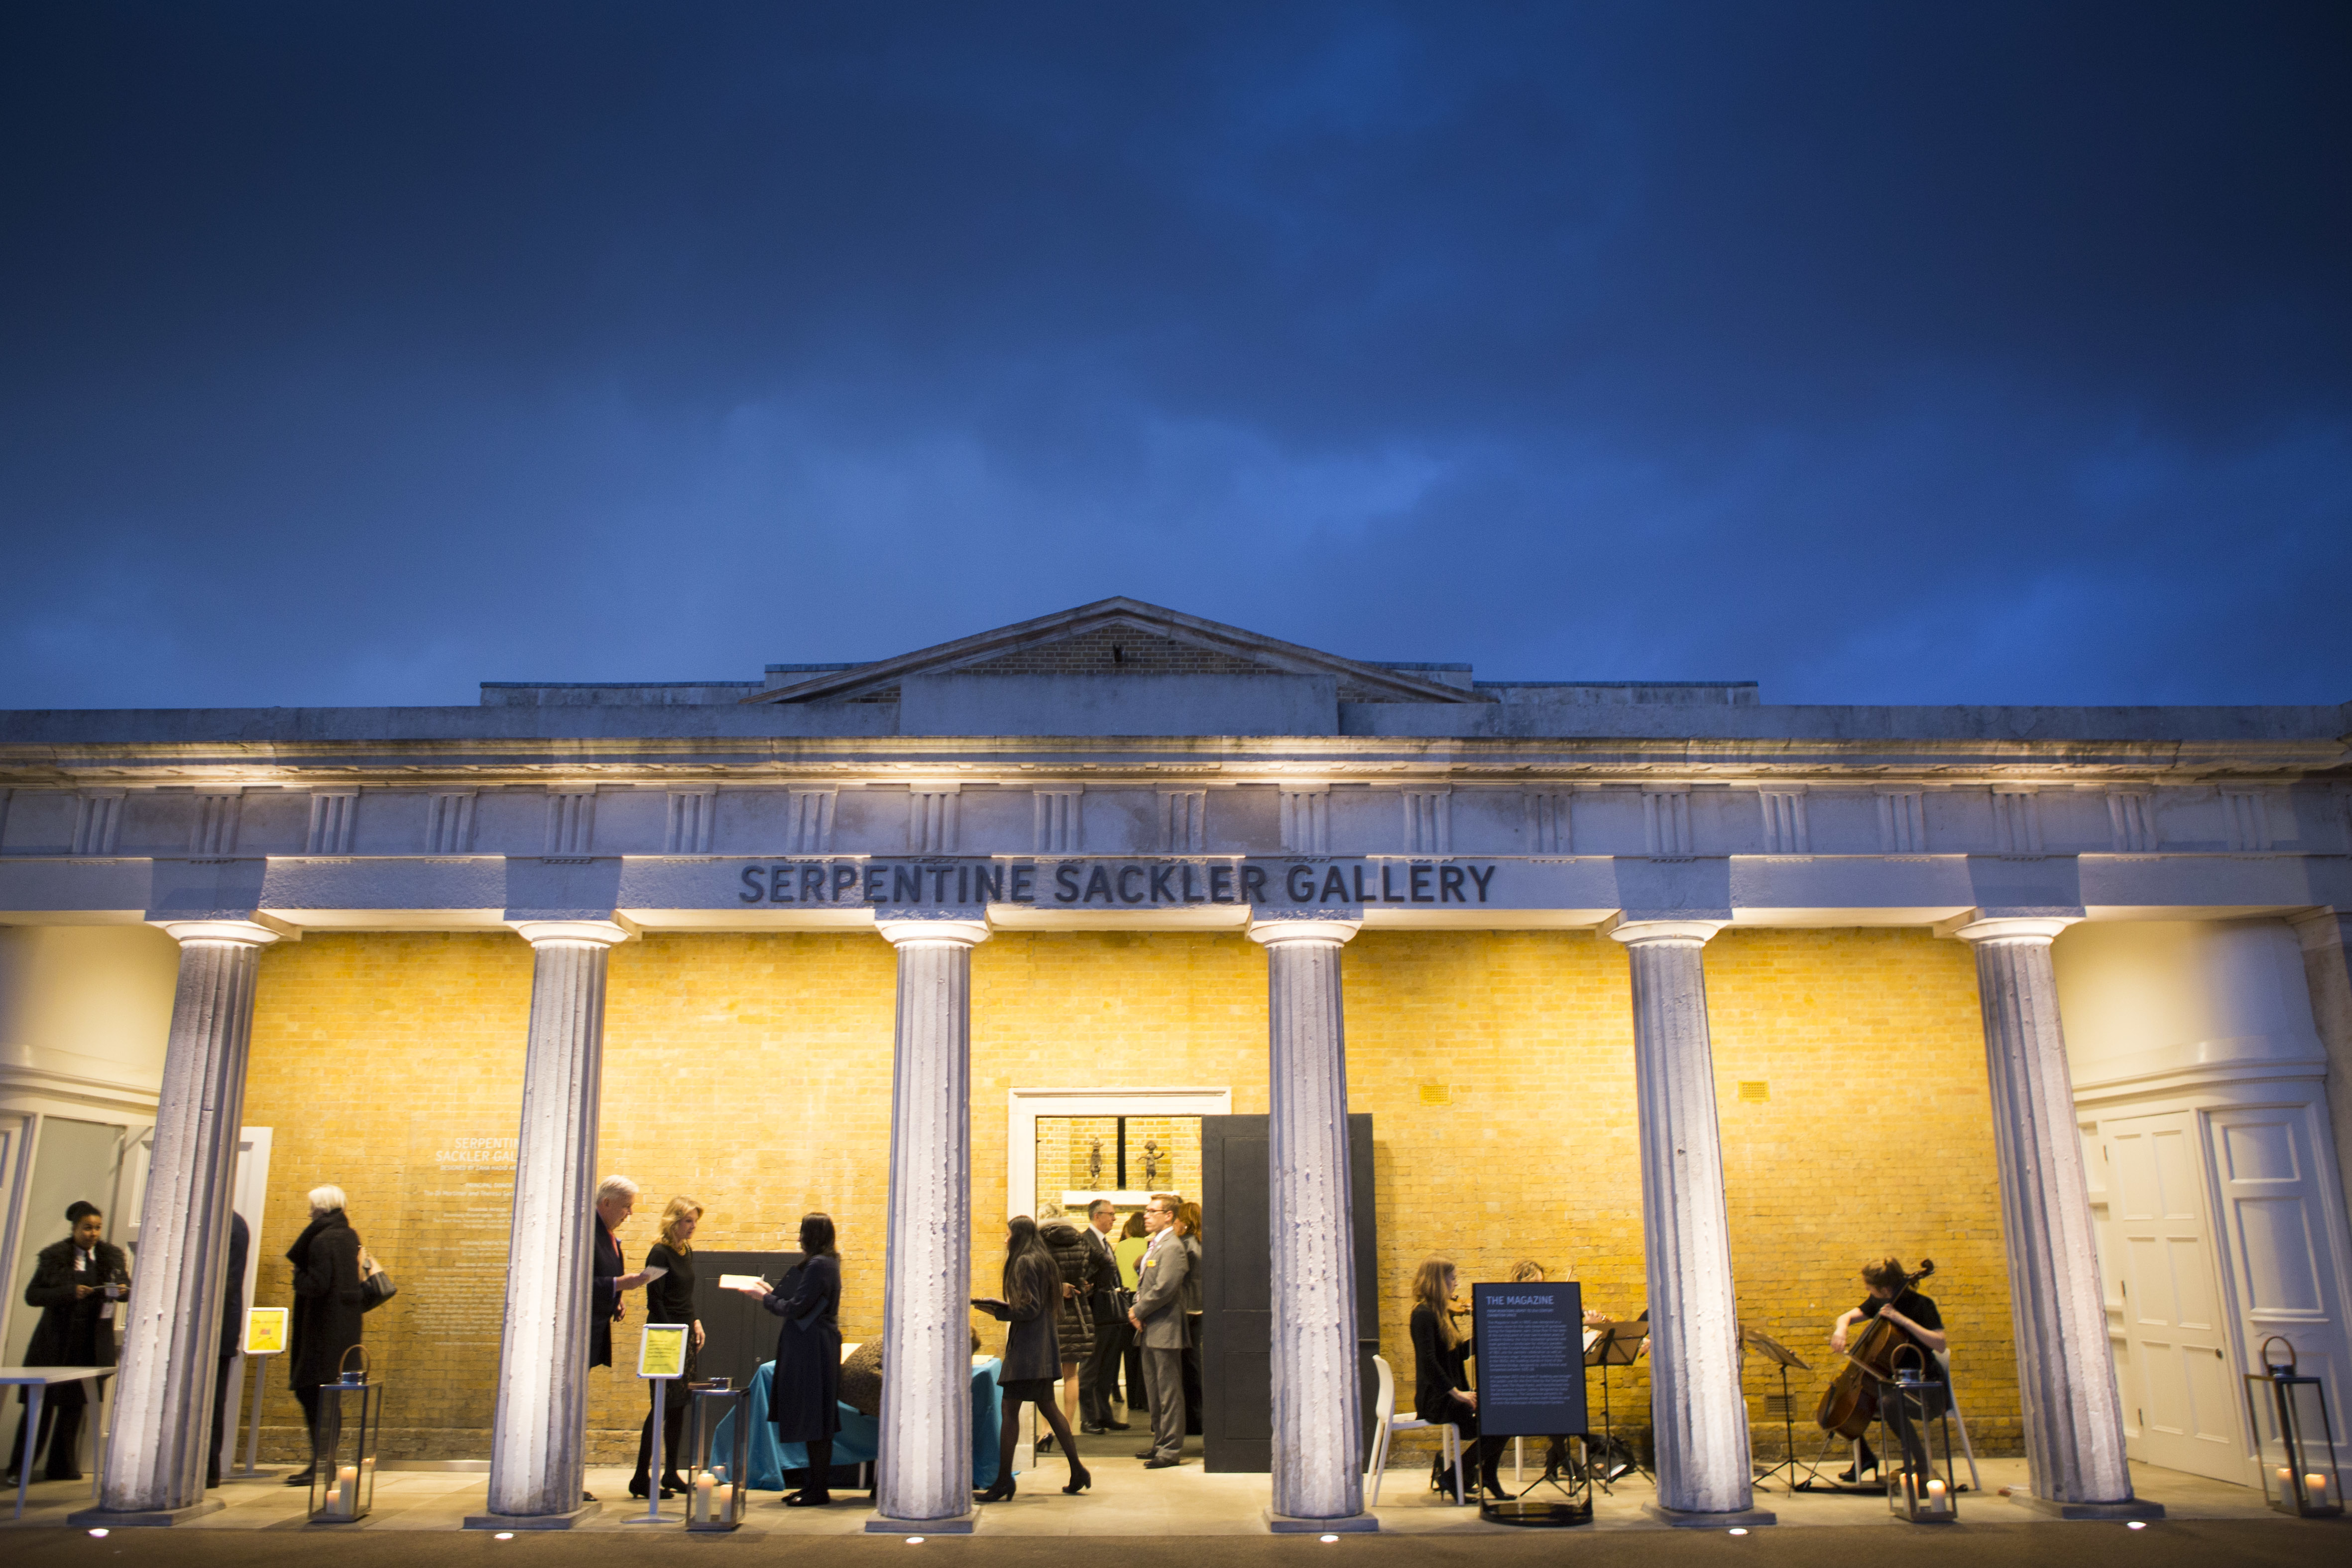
[1076,1199,1129,1434]
[586,1176,651,1503]
[206,1210,250,1487]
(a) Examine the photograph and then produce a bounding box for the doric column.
[1250,917,1373,1530]
[88,920,281,1524]
[870,918,990,1533]
[1954,917,2143,1510]
[1606,918,1765,1523]
[480,919,630,1524]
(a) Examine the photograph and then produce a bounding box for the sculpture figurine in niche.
[1143,1140,1161,1187]
[1087,1139,1103,1185]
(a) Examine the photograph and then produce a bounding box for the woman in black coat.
[284,1185,365,1485]
[6,1201,126,1483]
[1409,1256,1505,1501]
[973,1215,1087,1503]
[744,1213,841,1508]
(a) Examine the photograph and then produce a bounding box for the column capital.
[1248,917,1362,948]
[151,916,292,948]
[507,918,635,949]
[1939,914,2080,946]
[1603,915,1727,948]
[874,917,992,949]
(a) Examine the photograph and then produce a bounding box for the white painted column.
[1251,917,1372,1529]
[1607,918,1761,1520]
[482,920,630,1522]
[871,918,990,1532]
[92,920,281,1521]
[1955,917,2139,1507]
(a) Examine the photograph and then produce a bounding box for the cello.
[1814,1258,1935,1440]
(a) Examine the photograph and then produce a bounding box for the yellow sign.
[639,1324,688,1379]
[242,1307,289,1356]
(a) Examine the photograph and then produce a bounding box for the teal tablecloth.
[709,1358,1007,1490]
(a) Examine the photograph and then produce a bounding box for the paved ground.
[5,1443,2344,1564]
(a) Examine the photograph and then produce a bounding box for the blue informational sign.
[1470,1281,1589,1439]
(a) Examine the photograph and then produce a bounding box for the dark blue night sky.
[3,4,2345,709]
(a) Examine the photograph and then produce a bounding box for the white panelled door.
[2105,1111,2243,1481]
[2208,1105,2350,1457]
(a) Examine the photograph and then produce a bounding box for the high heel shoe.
[1035,1433,1055,1455]
[783,1488,832,1507]
[1062,1463,1092,1495]
[976,1474,1016,1503]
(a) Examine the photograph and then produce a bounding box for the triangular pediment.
[747,598,1483,704]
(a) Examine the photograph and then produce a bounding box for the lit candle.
[2279,1466,2295,1486]
[2306,1474,2328,1498]
[695,1472,715,1521]
[715,1482,734,1517]
[335,1463,358,1516]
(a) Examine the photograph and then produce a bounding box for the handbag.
[358,1248,397,1313]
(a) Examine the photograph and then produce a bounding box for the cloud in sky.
[1,2,2345,709]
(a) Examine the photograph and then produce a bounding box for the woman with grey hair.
[284,1185,364,1485]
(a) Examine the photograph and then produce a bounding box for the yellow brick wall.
[236,925,2018,1464]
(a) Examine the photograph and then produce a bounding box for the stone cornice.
[2,728,2345,790]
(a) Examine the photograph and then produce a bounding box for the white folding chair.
[1364,1354,1465,1506]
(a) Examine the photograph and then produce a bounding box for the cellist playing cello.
[1825,1257,1948,1484]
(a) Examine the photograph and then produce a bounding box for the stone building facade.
[1,597,2347,1528]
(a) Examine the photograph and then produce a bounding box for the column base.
[1266,1508,1380,1534]
[2016,1494,2165,1521]
[865,1509,978,1535]
[67,1500,225,1528]
[463,1501,601,1530]
[1643,1503,1777,1529]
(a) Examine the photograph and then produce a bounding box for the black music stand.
[1582,1322,1649,1490]
[1741,1328,1821,1492]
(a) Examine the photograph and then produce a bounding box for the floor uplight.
[1727,1527,1749,1536]
[88,1529,109,1539]
[494,1532,515,1540]
[1320,1534,1339,1543]
[2127,1521,2147,1531]
[906,1536,926,1544]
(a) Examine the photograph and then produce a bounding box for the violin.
[1814,1258,1935,1440]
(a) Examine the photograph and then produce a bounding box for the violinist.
[1826,1256,1946,1483]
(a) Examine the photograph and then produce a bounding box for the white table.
[0,1367,112,1520]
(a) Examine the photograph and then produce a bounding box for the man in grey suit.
[1127,1194,1190,1468]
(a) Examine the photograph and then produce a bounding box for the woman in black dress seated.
[740,1213,842,1508]
[973,1215,1089,1502]
[1410,1256,1507,1501]
[630,1197,705,1500]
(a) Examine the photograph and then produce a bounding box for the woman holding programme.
[629,1197,705,1500]
[973,1215,1089,1501]
[5,1201,127,1483]
[736,1213,843,1508]
[1410,1256,1507,1502]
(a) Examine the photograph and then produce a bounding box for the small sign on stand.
[632,1326,690,1524]
[235,1308,289,1478]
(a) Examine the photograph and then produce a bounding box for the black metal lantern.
[2245,1336,2341,1519]
[307,1347,382,1524]
[1877,1348,1958,1524]
[684,1380,751,1532]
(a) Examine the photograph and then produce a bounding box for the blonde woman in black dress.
[629,1198,704,1500]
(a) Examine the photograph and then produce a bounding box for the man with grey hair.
[591,1176,653,1370]
[585,1176,652,1503]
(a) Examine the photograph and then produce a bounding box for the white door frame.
[1005,1086,1232,1222]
